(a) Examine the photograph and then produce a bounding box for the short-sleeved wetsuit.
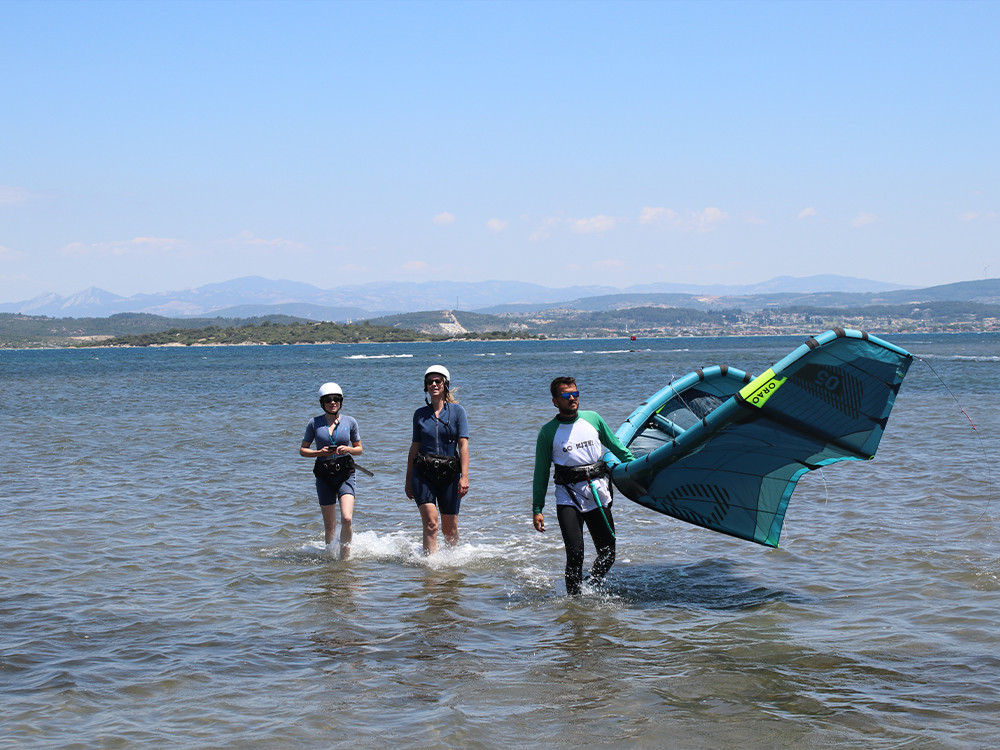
[410,401,469,514]
[303,414,361,506]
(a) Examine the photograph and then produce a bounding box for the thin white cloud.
[485,218,508,233]
[433,212,456,226]
[0,244,25,260]
[797,207,818,220]
[133,236,184,249]
[220,230,309,253]
[850,212,878,228]
[639,206,676,224]
[696,207,728,231]
[960,211,997,222]
[570,215,616,234]
[529,216,562,242]
[402,260,429,272]
[58,237,189,258]
[638,206,728,232]
[0,186,31,206]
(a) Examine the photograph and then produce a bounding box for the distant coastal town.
[2,299,999,349]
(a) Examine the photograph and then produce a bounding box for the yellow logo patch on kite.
[739,369,787,408]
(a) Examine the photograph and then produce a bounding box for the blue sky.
[1,0,997,300]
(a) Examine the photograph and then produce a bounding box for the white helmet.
[424,365,450,387]
[318,382,343,398]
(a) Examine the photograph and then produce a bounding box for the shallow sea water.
[2,334,999,749]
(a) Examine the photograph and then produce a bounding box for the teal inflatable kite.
[605,328,912,547]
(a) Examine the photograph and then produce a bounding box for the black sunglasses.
[321,395,343,404]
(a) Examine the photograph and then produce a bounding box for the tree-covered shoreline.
[2,299,998,349]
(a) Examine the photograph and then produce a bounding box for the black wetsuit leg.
[556,504,586,595]
[557,503,616,594]
[584,505,615,583]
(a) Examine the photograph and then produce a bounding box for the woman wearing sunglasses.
[300,382,363,557]
[405,365,470,555]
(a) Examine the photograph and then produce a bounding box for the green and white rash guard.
[532,410,635,515]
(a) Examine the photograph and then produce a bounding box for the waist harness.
[313,455,355,486]
[414,451,460,482]
[553,461,607,485]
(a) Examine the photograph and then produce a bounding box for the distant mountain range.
[4,276,1000,346]
[1,274,934,319]
[5,274,1000,321]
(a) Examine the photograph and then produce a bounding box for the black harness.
[414,451,461,482]
[553,461,608,486]
[313,455,356,488]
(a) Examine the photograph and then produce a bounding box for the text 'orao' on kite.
[605,328,912,547]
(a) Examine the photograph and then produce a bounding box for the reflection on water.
[605,559,807,610]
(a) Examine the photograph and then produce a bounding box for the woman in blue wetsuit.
[405,365,470,555]
[300,382,363,558]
